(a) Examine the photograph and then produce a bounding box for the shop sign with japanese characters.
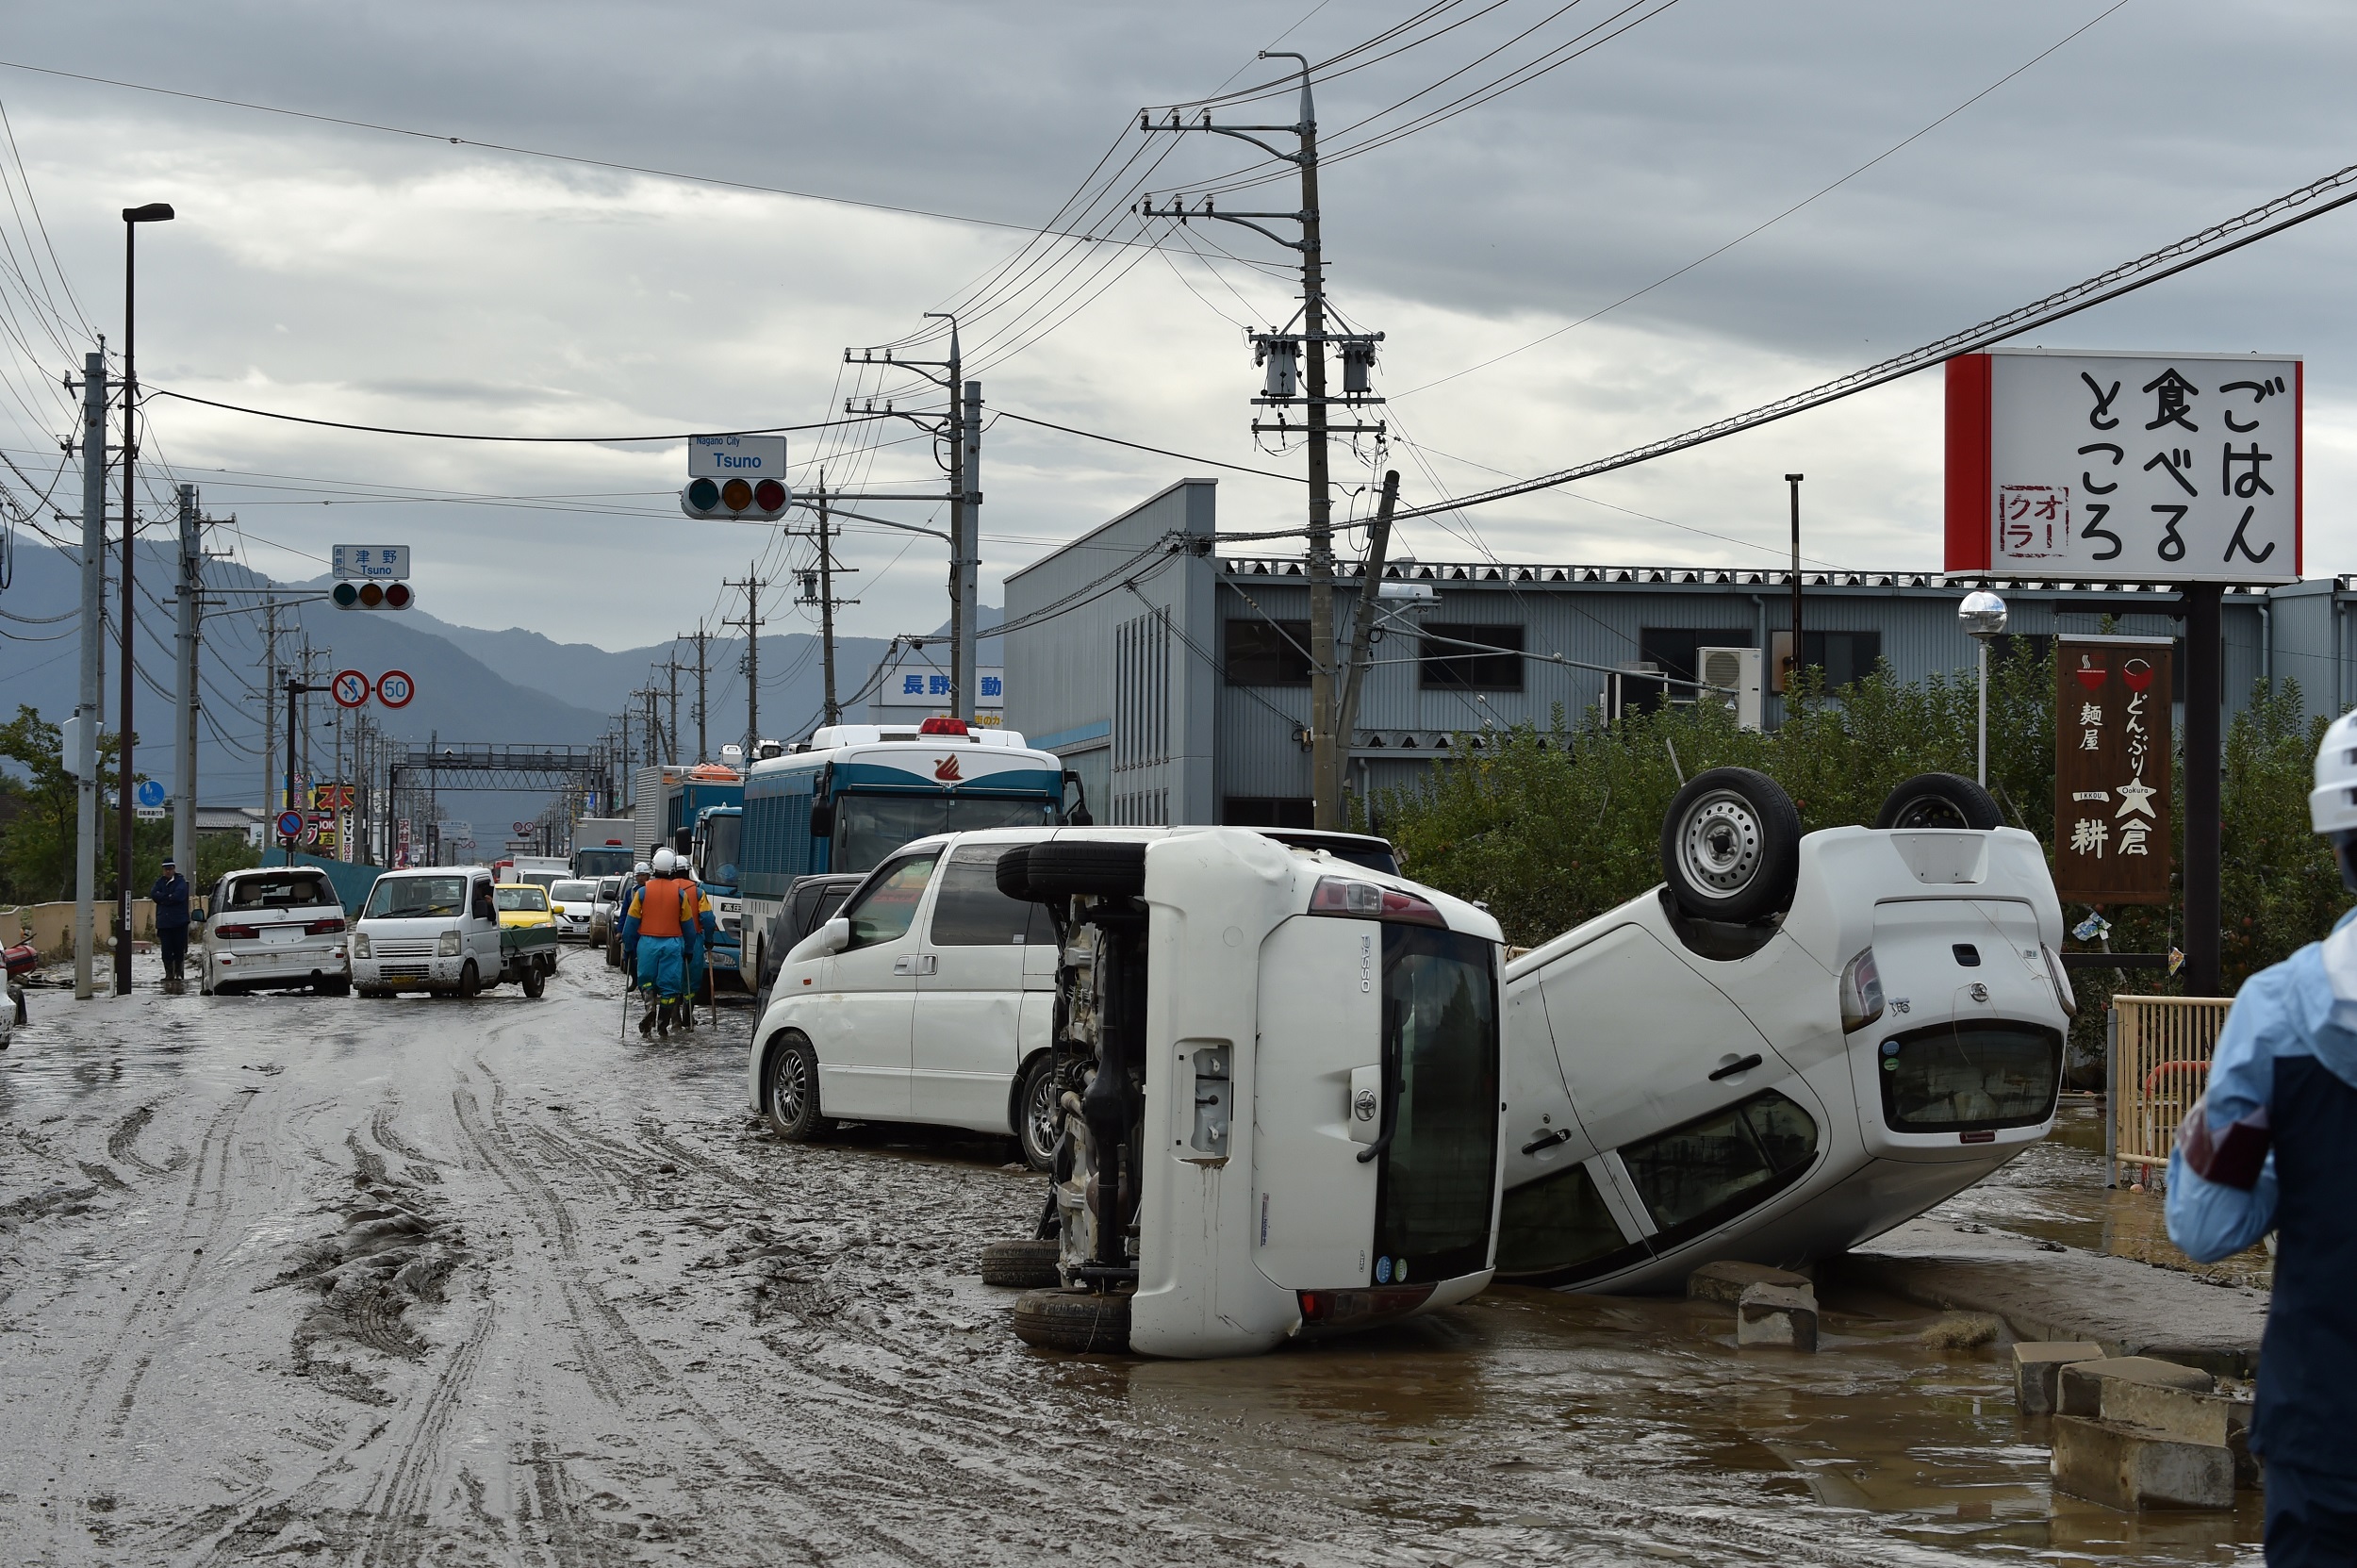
[1946,349,2300,585]
[2052,635,2172,905]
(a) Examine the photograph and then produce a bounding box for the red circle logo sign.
[375,669,416,708]
[332,669,371,709]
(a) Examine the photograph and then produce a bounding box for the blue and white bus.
[737,718,1084,983]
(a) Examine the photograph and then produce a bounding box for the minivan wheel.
[1013,1287,1131,1354]
[1873,771,2003,831]
[1015,1054,1061,1172]
[1660,767,1801,924]
[980,1238,1062,1288]
[457,961,480,1000]
[764,1033,833,1141]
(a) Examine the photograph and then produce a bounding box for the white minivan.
[199,865,352,997]
[351,867,511,998]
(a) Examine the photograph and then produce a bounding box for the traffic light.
[681,475,791,520]
[332,581,414,610]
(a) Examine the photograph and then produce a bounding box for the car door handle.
[1708,1052,1764,1082]
[891,954,937,976]
[1521,1127,1576,1156]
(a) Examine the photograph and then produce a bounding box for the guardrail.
[2108,994,2235,1184]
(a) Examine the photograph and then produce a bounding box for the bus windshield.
[832,793,1058,874]
[702,813,744,885]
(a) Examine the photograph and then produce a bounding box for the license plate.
[262,928,303,944]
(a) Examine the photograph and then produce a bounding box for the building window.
[1803,630,1883,688]
[1224,796,1314,829]
[1632,628,1752,714]
[1225,619,1311,685]
[1419,623,1525,690]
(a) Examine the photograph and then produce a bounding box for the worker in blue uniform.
[2168,708,2357,1564]
[620,848,698,1039]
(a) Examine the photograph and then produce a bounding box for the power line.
[1398,152,2357,520]
[146,388,897,443]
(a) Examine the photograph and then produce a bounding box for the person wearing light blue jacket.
[2168,709,2357,1564]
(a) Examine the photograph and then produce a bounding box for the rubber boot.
[679,998,696,1032]
[638,993,657,1038]
[656,999,671,1039]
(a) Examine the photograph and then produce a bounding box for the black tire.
[1014,1053,1061,1172]
[1013,1287,1131,1354]
[318,978,352,998]
[457,961,480,1000]
[981,1238,1063,1289]
[521,966,546,999]
[994,845,1037,901]
[1874,771,2003,832]
[358,987,390,999]
[1019,841,1146,900]
[606,937,621,970]
[763,1032,833,1141]
[1659,767,1801,924]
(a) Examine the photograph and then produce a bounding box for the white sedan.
[546,879,601,942]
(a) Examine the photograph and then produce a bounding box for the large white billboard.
[1946,349,2300,585]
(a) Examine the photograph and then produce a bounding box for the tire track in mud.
[106,1100,185,1175]
[354,1298,499,1568]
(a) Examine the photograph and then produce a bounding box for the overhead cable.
[1398,155,2357,520]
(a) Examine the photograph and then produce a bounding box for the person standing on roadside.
[2168,709,2357,1565]
[149,857,191,994]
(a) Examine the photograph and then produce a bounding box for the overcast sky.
[3,0,2355,674]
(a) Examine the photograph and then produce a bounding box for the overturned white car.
[1494,768,2074,1291]
[991,829,1507,1360]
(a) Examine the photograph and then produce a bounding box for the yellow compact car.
[493,883,556,931]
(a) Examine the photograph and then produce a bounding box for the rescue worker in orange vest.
[620,848,699,1038]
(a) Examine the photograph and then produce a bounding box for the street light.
[1959,589,2008,786]
[114,200,173,997]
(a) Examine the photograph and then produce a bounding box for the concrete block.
[1688,1261,1812,1304]
[2057,1357,2215,1419]
[2051,1415,2234,1510]
[2012,1342,2105,1415]
[2096,1381,2260,1489]
[1736,1282,1818,1351]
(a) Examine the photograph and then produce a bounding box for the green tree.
[0,704,177,906]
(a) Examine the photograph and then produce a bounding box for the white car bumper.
[213,944,350,986]
[352,955,474,991]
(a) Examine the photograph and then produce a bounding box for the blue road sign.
[135,779,167,809]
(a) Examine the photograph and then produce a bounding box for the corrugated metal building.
[1002,477,2354,828]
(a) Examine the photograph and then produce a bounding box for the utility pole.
[171,484,200,874]
[258,601,279,828]
[842,322,972,715]
[72,348,106,1000]
[795,471,859,729]
[724,568,766,759]
[665,654,682,765]
[116,201,173,995]
[281,674,329,862]
[1334,471,1402,767]
[1141,54,1384,829]
[1787,473,1805,701]
[690,621,709,764]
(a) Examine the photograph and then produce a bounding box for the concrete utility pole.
[665,654,682,764]
[956,379,982,723]
[73,348,106,1000]
[816,477,841,725]
[689,621,709,764]
[1141,55,1384,829]
[1334,471,1402,762]
[725,569,765,758]
[259,600,279,826]
[171,484,200,874]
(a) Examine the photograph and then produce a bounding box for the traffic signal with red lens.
[332,580,415,610]
[682,474,791,520]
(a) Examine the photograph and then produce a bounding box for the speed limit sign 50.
[374,669,416,708]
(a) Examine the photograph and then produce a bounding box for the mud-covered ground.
[1,955,2260,1566]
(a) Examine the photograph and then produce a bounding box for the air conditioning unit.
[1605,663,1662,723]
[1696,646,1765,732]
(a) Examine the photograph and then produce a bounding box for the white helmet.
[652,848,677,875]
[2313,711,2357,886]
[634,861,651,877]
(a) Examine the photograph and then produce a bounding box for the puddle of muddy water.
[1096,1284,2264,1561]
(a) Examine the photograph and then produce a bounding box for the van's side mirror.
[789,916,851,965]
[808,801,835,839]
[1063,769,1093,826]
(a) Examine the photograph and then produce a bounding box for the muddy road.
[1,956,2256,1566]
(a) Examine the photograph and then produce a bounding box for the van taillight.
[1297,1291,1331,1324]
[214,924,259,940]
[1308,877,1444,928]
[305,917,346,935]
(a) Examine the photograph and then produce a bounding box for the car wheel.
[318,978,352,998]
[980,1238,1062,1288]
[763,1032,833,1141]
[1006,841,1146,900]
[1659,767,1801,924]
[1873,771,2004,831]
[1015,1054,1061,1172]
[521,966,546,999]
[606,937,621,970]
[457,961,480,1000]
[1013,1287,1131,1354]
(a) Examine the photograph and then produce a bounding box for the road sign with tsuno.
[2053,635,2174,905]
